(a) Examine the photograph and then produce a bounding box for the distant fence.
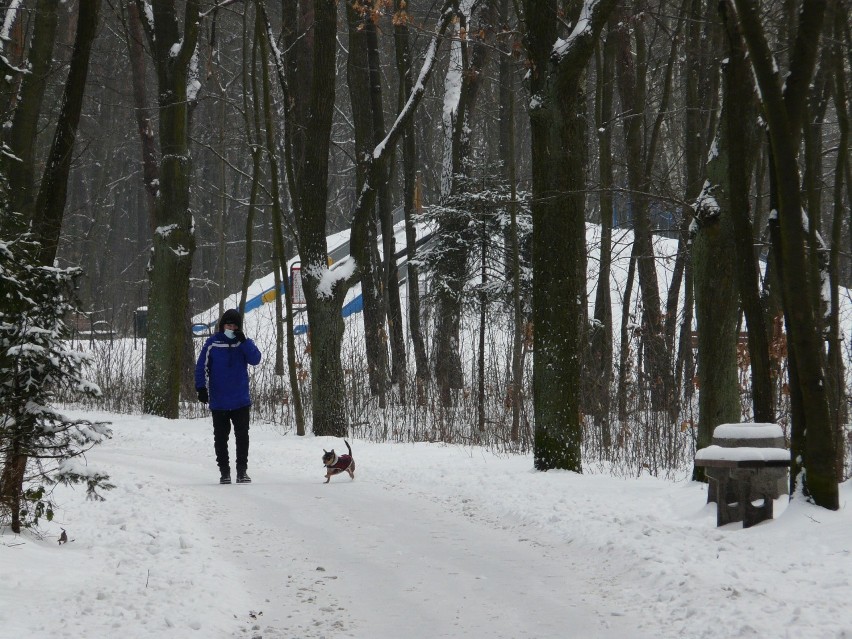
[68,310,116,345]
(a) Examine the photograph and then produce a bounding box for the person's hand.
[234,330,247,343]
[197,387,209,404]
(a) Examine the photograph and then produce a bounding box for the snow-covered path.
[91,421,643,639]
[5,411,852,639]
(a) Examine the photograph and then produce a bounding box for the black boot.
[220,469,231,484]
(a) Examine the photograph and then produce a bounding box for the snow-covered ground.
[3,411,850,639]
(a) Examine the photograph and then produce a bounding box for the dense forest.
[0,0,849,533]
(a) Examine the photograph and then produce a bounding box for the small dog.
[322,440,355,484]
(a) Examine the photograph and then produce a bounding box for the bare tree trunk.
[499,15,523,442]
[0,4,26,118]
[617,243,638,426]
[139,0,202,418]
[347,1,388,403]
[125,1,158,228]
[32,0,100,264]
[3,0,59,232]
[719,1,773,423]
[365,16,406,400]
[284,0,348,436]
[612,2,674,414]
[477,225,487,433]
[257,12,304,436]
[692,114,740,479]
[590,21,616,449]
[394,0,429,405]
[827,6,848,476]
[523,0,615,471]
[0,450,26,533]
[239,11,261,314]
[433,2,493,406]
[650,1,689,363]
[734,0,838,508]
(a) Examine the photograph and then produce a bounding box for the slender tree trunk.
[125,1,158,228]
[827,7,848,476]
[477,224,487,433]
[613,3,674,414]
[239,10,261,314]
[0,4,26,118]
[501,29,523,443]
[257,12,304,435]
[432,2,494,406]
[32,0,101,264]
[3,0,59,232]
[719,0,773,423]
[347,2,388,402]
[394,0,429,404]
[590,22,616,448]
[617,242,638,425]
[649,1,688,363]
[0,448,26,533]
[734,0,838,509]
[365,16,406,400]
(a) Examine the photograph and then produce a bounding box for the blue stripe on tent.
[342,294,364,318]
[193,282,288,334]
[292,293,364,336]
[195,290,366,337]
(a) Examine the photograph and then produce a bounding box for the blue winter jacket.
[195,333,262,411]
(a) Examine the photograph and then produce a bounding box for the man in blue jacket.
[195,309,262,484]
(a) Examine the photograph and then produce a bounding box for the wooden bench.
[695,423,790,528]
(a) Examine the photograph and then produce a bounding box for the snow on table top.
[713,423,784,440]
[695,445,791,462]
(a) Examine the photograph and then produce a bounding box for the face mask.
[224,329,236,339]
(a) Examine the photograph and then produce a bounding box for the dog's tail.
[344,439,352,457]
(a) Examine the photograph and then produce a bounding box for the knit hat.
[218,308,242,332]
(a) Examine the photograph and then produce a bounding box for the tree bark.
[589,20,617,448]
[291,0,347,436]
[523,0,615,471]
[612,2,674,415]
[0,3,26,118]
[347,2,388,403]
[719,0,773,424]
[692,114,741,480]
[432,0,488,406]
[257,10,305,434]
[125,1,159,230]
[139,0,202,418]
[733,0,838,509]
[827,5,848,476]
[32,0,102,265]
[365,16,406,399]
[499,2,523,442]
[3,0,59,232]
[394,0,429,405]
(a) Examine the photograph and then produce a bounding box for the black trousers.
[212,405,250,473]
